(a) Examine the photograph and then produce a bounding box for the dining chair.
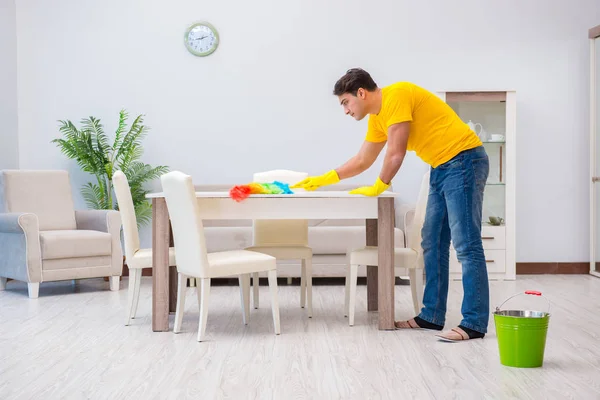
[244,170,314,317]
[161,171,281,341]
[344,171,429,325]
[113,170,177,325]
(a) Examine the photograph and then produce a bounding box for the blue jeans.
[417,146,490,333]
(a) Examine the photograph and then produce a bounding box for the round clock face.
[184,22,219,57]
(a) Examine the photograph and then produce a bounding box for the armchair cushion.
[75,209,123,276]
[40,230,112,260]
[0,170,76,231]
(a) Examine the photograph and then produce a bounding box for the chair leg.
[125,269,139,325]
[0,277,6,291]
[348,264,358,326]
[303,258,313,318]
[198,278,211,342]
[344,264,351,317]
[267,270,281,335]
[132,269,142,318]
[109,276,120,291]
[196,279,202,311]
[300,262,306,309]
[28,283,39,299]
[174,273,188,334]
[239,274,250,325]
[409,268,424,315]
[252,272,259,309]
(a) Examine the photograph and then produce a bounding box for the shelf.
[482,141,505,144]
[486,182,505,186]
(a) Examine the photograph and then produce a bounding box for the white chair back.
[113,171,140,262]
[161,171,210,277]
[252,170,309,246]
[406,171,431,258]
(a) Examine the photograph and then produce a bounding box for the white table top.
[146,190,401,199]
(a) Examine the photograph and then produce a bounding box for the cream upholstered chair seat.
[244,246,312,260]
[161,171,281,342]
[344,171,429,326]
[126,248,177,269]
[113,170,177,326]
[350,247,419,267]
[39,230,113,259]
[244,169,314,317]
[0,170,122,298]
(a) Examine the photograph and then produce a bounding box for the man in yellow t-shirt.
[292,68,490,342]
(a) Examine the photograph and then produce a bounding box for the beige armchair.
[0,170,123,298]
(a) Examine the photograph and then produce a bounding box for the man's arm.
[335,140,387,180]
[378,122,410,184]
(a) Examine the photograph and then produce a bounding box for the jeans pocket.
[471,157,489,187]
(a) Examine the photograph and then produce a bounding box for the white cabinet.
[437,90,516,281]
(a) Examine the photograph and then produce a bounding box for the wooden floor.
[1,275,599,399]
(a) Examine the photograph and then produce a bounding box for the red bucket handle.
[495,290,551,313]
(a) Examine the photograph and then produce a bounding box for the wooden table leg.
[366,219,378,311]
[152,197,170,332]
[169,266,177,313]
[169,222,177,314]
[378,197,395,330]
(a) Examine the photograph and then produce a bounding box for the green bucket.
[493,290,551,368]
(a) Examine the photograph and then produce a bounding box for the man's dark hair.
[333,68,378,96]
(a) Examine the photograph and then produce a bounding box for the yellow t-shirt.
[365,82,482,167]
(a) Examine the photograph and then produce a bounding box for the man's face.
[338,88,368,121]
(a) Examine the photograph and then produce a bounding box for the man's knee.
[454,239,485,264]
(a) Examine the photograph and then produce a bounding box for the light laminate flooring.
[1,275,599,399]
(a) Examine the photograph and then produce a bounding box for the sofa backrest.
[406,171,430,252]
[0,170,77,231]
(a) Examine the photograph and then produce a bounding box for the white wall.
[0,0,18,169]
[14,0,600,261]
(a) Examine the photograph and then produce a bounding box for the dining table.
[145,189,399,332]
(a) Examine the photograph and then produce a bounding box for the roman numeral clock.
[184,22,219,57]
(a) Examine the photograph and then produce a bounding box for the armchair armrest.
[75,210,123,276]
[75,210,120,233]
[0,213,42,282]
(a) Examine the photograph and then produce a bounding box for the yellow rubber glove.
[349,177,390,196]
[290,170,340,191]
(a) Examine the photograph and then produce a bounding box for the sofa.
[0,170,123,298]
[196,182,408,279]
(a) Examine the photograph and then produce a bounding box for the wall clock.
[184,22,219,57]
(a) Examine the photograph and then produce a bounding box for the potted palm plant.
[52,109,169,278]
[51,109,168,227]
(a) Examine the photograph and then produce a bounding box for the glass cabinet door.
[446,94,507,226]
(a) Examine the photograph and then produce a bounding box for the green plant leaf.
[112,109,129,153]
[134,200,153,228]
[81,183,104,210]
